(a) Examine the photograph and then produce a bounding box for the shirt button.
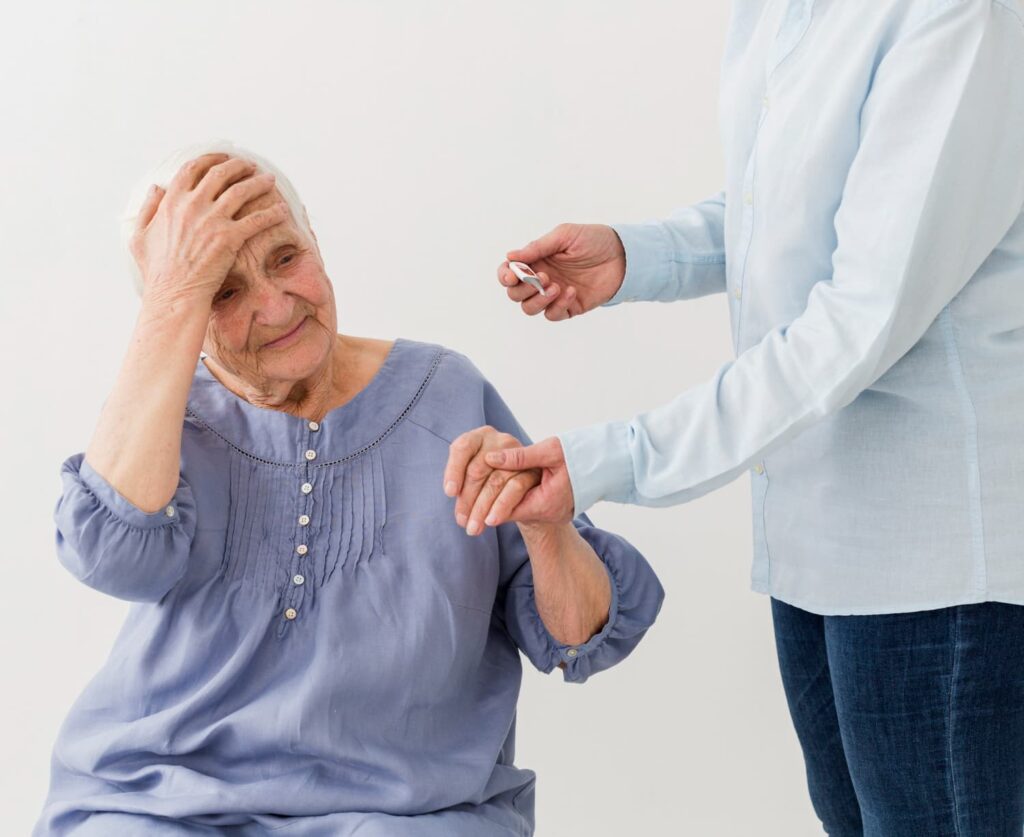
[296,544,308,556]
[304,449,317,461]
[733,286,742,299]
[301,482,313,495]
[298,514,310,526]
[284,607,298,620]
[566,648,578,658]
[293,574,305,586]
[743,192,754,206]
[761,94,770,109]
[164,505,175,518]
[308,421,320,432]
[754,463,765,475]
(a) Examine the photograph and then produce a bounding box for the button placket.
[283,420,321,626]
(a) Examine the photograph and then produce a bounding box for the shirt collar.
[185,337,443,465]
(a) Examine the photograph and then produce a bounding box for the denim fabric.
[771,596,1024,835]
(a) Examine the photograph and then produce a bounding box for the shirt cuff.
[602,223,672,307]
[75,454,187,529]
[558,420,635,516]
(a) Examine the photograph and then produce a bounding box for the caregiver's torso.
[719,0,1024,611]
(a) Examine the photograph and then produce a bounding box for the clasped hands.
[442,427,575,535]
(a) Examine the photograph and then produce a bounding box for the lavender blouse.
[36,338,664,836]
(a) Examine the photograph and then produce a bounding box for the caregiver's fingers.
[520,278,562,316]
[544,285,578,321]
[482,471,541,529]
[506,269,557,303]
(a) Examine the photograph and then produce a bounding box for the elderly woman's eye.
[279,254,294,266]
[216,288,237,302]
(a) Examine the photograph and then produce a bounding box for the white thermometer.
[508,260,548,296]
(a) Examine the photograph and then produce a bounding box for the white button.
[743,192,754,206]
[298,514,310,526]
[296,544,308,556]
[754,463,765,475]
[762,94,770,109]
[301,482,313,495]
[164,505,175,518]
[304,449,317,461]
[293,574,305,586]
[308,421,320,432]
[566,648,578,658]
[733,287,742,299]
[284,607,297,620]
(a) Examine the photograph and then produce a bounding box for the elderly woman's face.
[203,187,337,385]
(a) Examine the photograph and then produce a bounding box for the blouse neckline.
[186,337,444,466]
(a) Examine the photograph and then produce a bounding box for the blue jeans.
[771,598,1024,836]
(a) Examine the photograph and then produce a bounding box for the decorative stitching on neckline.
[184,347,445,467]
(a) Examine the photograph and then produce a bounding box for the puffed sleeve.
[498,515,665,684]
[475,373,665,683]
[53,453,197,602]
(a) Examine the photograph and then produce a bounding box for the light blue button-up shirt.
[558,0,1024,615]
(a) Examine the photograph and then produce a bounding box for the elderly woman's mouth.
[262,317,309,349]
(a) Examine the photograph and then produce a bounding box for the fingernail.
[456,513,468,527]
[466,521,481,536]
[485,514,497,526]
[488,452,506,466]
[444,481,457,496]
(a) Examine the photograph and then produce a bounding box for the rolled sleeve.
[502,516,665,684]
[54,453,197,602]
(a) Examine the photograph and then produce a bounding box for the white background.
[1,2,822,834]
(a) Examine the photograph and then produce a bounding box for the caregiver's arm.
[85,154,287,512]
[560,2,1024,516]
[498,194,726,318]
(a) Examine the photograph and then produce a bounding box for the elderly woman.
[35,145,664,836]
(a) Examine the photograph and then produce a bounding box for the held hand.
[443,430,575,534]
[443,426,543,536]
[130,153,290,309]
[497,224,626,321]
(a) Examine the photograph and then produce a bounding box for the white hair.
[120,139,312,297]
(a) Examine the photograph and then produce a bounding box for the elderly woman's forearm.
[516,522,612,647]
[84,297,209,513]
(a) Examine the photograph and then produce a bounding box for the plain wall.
[1,2,823,834]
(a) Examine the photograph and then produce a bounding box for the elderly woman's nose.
[251,283,295,324]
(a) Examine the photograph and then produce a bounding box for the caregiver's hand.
[497,223,626,321]
[131,153,289,308]
[444,431,575,533]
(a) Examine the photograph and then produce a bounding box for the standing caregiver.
[448,1,1024,833]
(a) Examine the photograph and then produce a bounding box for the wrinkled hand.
[443,430,575,534]
[131,153,289,307]
[497,223,626,322]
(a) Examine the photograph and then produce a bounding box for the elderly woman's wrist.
[516,520,577,557]
[140,286,213,322]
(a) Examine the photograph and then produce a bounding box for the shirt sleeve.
[476,374,665,684]
[53,453,197,602]
[561,1,1024,516]
[603,191,727,306]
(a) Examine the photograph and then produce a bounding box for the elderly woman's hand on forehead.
[130,153,290,307]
